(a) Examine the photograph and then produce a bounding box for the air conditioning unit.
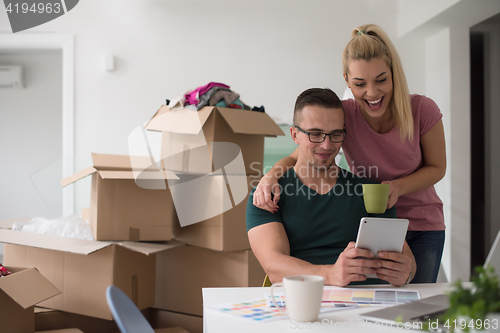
[0,66,23,88]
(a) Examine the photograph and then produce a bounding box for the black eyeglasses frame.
[295,126,346,143]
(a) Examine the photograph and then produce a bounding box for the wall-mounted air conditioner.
[0,66,23,88]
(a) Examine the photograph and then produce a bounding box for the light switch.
[104,54,114,72]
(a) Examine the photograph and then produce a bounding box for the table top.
[203,283,454,333]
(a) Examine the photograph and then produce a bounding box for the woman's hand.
[382,180,401,209]
[253,175,280,213]
[252,149,299,213]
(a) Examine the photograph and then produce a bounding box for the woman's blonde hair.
[342,24,413,141]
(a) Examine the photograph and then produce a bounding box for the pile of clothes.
[0,263,11,277]
[167,82,265,112]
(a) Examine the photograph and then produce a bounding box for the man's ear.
[290,126,299,145]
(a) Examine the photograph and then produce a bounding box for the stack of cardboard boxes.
[0,105,283,332]
[0,153,186,333]
[146,106,283,319]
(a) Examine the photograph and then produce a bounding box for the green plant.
[423,266,500,332]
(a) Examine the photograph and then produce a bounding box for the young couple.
[246,24,446,287]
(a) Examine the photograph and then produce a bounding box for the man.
[246,88,416,287]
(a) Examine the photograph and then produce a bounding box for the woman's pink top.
[342,95,445,231]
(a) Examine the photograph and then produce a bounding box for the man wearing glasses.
[246,88,415,287]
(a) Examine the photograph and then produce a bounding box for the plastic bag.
[12,215,95,241]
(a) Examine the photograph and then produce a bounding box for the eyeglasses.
[295,126,346,143]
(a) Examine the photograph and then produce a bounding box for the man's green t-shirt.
[246,168,397,267]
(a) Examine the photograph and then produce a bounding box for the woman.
[253,24,446,283]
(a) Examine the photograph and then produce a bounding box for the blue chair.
[106,285,155,333]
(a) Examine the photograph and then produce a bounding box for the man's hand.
[327,242,382,287]
[376,242,414,287]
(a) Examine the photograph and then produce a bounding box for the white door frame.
[0,33,75,216]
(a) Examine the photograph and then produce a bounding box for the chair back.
[106,285,155,333]
[262,275,272,287]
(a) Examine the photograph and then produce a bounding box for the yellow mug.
[362,184,390,214]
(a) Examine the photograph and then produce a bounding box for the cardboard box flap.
[0,217,30,229]
[61,166,97,187]
[217,107,285,136]
[146,105,213,135]
[146,106,284,137]
[0,267,61,309]
[145,104,169,129]
[34,306,55,313]
[98,170,178,180]
[4,266,33,274]
[117,239,185,255]
[0,230,184,256]
[0,229,112,255]
[92,153,158,171]
[62,155,178,185]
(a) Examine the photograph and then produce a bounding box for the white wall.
[0,50,63,257]
[397,0,461,37]
[424,27,452,280]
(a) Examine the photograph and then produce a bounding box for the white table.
[203,283,453,333]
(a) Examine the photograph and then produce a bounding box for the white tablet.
[355,217,409,278]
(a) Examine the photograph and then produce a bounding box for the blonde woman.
[253,24,446,284]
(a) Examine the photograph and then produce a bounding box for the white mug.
[270,275,324,322]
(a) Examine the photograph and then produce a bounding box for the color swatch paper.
[212,296,356,323]
[320,287,420,306]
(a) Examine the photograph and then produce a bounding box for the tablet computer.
[355,217,409,278]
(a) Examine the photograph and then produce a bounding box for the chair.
[262,275,272,287]
[106,285,155,333]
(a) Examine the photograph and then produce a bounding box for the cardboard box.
[146,106,284,175]
[62,153,178,241]
[35,308,187,333]
[154,244,265,316]
[171,174,259,251]
[154,329,189,333]
[81,208,90,220]
[0,217,30,229]
[35,307,119,333]
[0,229,183,320]
[0,266,60,333]
[35,328,83,333]
[150,309,202,333]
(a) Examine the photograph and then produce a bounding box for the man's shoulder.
[277,168,298,184]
